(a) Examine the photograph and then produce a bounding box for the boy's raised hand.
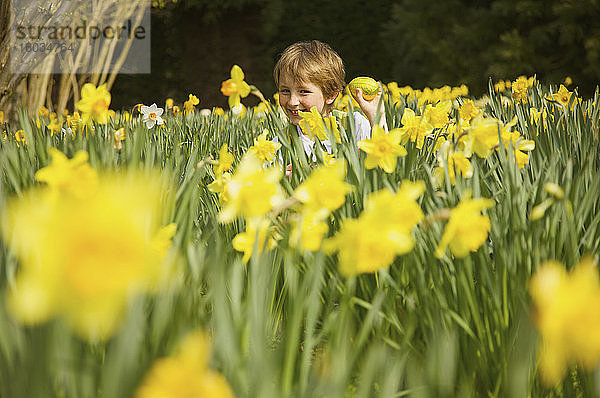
[354,82,388,130]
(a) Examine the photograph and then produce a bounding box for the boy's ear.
[325,92,339,105]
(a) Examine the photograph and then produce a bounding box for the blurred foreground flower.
[217,151,284,223]
[141,104,165,129]
[289,209,330,252]
[324,180,424,276]
[232,217,278,263]
[435,194,494,258]
[293,160,351,213]
[529,257,600,386]
[136,330,234,398]
[34,147,98,199]
[75,83,111,124]
[221,65,251,108]
[1,149,176,341]
[290,160,351,251]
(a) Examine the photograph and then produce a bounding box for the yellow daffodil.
[363,181,425,241]
[397,108,434,149]
[208,172,231,197]
[136,330,234,398]
[249,130,281,163]
[434,141,472,185]
[511,76,529,103]
[38,106,49,118]
[220,65,251,108]
[14,129,26,145]
[529,107,547,129]
[435,194,495,258]
[184,94,199,113]
[325,181,424,276]
[75,83,111,124]
[218,151,284,223]
[324,216,397,276]
[47,115,63,136]
[35,148,98,200]
[114,127,126,150]
[151,223,177,259]
[232,217,277,263]
[503,131,535,168]
[458,99,481,122]
[358,126,407,173]
[550,84,577,110]
[2,154,176,341]
[293,160,351,213]
[213,143,234,176]
[423,100,452,129]
[298,107,341,143]
[467,115,516,158]
[289,209,330,252]
[529,257,600,386]
[209,144,235,197]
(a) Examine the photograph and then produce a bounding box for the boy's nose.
[289,93,300,106]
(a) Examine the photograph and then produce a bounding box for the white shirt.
[273,111,371,162]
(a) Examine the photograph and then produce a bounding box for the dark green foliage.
[111,0,600,109]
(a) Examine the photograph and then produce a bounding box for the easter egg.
[348,77,379,102]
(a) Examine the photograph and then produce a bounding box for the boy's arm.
[354,83,388,132]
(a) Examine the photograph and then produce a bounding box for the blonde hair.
[273,40,345,111]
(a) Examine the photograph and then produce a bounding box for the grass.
[0,80,599,397]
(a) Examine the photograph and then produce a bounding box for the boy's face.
[278,74,336,125]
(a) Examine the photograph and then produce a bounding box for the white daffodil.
[140,103,164,129]
[199,108,212,117]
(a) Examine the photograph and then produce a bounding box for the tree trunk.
[0,0,149,122]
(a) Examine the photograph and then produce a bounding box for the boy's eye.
[279,89,290,94]
[300,89,311,94]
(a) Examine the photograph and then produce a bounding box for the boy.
[273,40,387,161]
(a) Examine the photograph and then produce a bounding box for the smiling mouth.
[288,109,304,117]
